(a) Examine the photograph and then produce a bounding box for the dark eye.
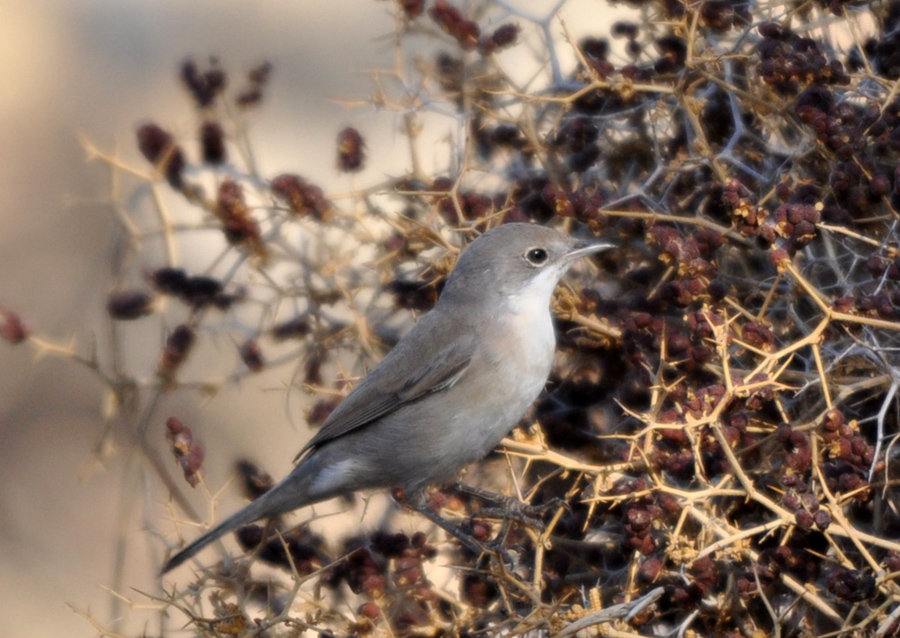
[525,247,549,266]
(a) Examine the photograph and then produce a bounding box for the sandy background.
[0,1,616,636]
[0,2,397,635]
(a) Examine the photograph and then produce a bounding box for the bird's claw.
[471,496,568,531]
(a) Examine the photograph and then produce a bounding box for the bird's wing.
[295,317,477,461]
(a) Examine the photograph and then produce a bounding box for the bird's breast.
[474,303,556,423]
[372,306,558,491]
[498,298,556,374]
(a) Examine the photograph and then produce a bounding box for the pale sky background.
[0,1,622,636]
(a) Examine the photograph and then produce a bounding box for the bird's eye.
[525,247,549,266]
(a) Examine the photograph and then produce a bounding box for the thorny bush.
[9,0,900,636]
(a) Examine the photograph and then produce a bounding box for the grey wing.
[295,316,477,460]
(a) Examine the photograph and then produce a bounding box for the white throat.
[505,266,564,316]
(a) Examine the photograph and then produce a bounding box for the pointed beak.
[565,239,615,262]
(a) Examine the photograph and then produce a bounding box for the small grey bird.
[161,222,611,573]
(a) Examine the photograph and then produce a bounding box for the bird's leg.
[448,482,565,530]
[393,488,513,563]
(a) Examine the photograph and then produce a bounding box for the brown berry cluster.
[428,1,480,50]
[136,59,272,199]
[426,1,518,55]
[150,267,237,310]
[768,202,821,250]
[820,409,879,499]
[478,23,519,56]
[791,86,898,223]
[137,123,187,189]
[337,127,365,172]
[270,173,330,219]
[180,58,226,108]
[647,225,721,307]
[235,459,275,501]
[0,307,29,344]
[825,568,877,602]
[321,532,443,632]
[698,0,751,31]
[737,537,824,601]
[165,416,204,487]
[610,478,682,554]
[539,184,605,225]
[236,62,272,108]
[781,488,832,531]
[216,180,263,252]
[397,0,424,20]
[551,115,601,173]
[430,177,494,225]
[159,324,196,379]
[757,22,850,95]
[234,524,326,575]
[855,2,900,77]
[106,291,155,320]
[385,279,440,312]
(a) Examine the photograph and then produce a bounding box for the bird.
[161,222,612,574]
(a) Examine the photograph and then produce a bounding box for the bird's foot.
[449,483,567,531]
[394,488,516,566]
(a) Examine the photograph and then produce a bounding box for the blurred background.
[0,2,397,635]
[0,1,614,635]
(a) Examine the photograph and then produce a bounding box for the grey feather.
[295,317,477,460]
[160,223,614,575]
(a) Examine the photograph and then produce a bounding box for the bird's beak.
[565,239,614,262]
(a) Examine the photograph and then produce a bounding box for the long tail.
[161,467,316,574]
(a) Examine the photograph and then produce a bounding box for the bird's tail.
[160,468,315,575]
